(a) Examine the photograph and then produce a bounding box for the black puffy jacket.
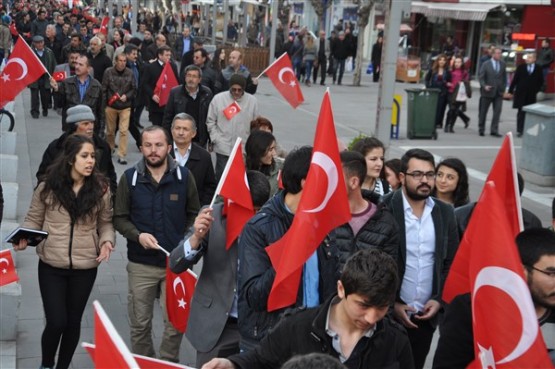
[330,193,399,271]
[230,295,415,369]
[237,192,338,348]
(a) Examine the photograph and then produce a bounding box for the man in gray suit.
[169,171,270,368]
[478,47,506,137]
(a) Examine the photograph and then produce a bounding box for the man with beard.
[433,228,555,368]
[113,125,200,363]
[382,148,459,369]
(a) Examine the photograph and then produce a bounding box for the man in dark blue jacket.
[113,126,200,363]
[237,146,338,351]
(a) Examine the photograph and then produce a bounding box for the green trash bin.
[405,88,440,140]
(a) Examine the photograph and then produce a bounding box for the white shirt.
[399,191,436,313]
[173,144,192,167]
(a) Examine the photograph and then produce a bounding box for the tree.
[352,0,376,86]
[309,0,332,31]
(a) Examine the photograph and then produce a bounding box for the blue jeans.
[304,61,314,82]
[292,57,302,80]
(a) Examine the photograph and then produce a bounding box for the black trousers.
[312,56,327,84]
[149,110,164,127]
[31,86,52,115]
[516,108,526,134]
[406,318,436,369]
[38,260,97,369]
[446,101,469,128]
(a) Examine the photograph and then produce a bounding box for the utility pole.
[211,0,217,44]
[269,0,278,62]
[374,0,410,147]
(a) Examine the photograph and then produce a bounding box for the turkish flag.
[264,53,304,109]
[0,37,48,108]
[154,62,178,107]
[99,16,110,36]
[217,140,254,249]
[0,249,19,287]
[165,261,197,333]
[443,133,523,303]
[82,343,194,368]
[53,71,67,82]
[223,101,241,120]
[92,301,140,368]
[265,91,350,311]
[447,183,553,368]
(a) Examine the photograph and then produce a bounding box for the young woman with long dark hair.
[13,135,114,369]
[425,54,452,129]
[432,157,470,208]
[245,130,283,197]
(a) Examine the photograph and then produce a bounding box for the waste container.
[405,88,440,139]
[520,103,555,186]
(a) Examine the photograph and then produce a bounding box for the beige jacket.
[23,182,115,269]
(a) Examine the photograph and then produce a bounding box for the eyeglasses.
[529,266,555,278]
[405,171,436,181]
[230,87,243,92]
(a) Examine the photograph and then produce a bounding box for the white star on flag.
[178,298,186,309]
[162,84,166,89]
[2,269,7,274]
[289,81,296,87]
[1,74,10,82]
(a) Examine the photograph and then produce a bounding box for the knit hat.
[229,74,246,90]
[66,105,95,124]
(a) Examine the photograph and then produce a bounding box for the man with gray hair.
[88,36,112,83]
[163,64,213,148]
[170,113,216,206]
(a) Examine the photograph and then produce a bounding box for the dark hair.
[517,172,525,197]
[340,249,398,307]
[282,146,312,195]
[157,45,172,56]
[124,43,138,55]
[128,37,142,47]
[385,159,402,187]
[351,137,385,157]
[281,353,346,369]
[40,135,108,221]
[340,151,366,187]
[70,32,82,41]
[246,130,276,176]
[400,149,435,173]
[434,158,470,207]
[211,47,226,72]
[194,47,209,61]
[113,29,124,41]
[517,228,555,268]
[250,116,274,133]
[432,53,448,73]
[246,170,271,208]
[141,125,171,145]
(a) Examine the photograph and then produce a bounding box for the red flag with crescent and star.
[92,301,140,368]
[53,71,67,82]
[263,53,304,109]
[265,91,350,311]
[154,62,178,107]
[218,140,254,249]
[443,133,523,303]
[99,16,110,36]
[0,37,48,108]
[223,101,241,120]
[0,249,19,287]
[166,261,197,333]
[83,343,194,368]
[445,183,553,368]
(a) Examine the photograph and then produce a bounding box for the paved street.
[5,70,554,369]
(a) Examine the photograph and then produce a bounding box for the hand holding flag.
[154,62,178,107]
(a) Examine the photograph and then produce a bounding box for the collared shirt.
[183,37,191,55]
[76,76,91,102]
[186,87,199,100]
[173,144,192,167]
[325,296,376,363]
[399,191,436,312]
[528,64,534,74]
[492,59,499,73]
[130,62,139,85]
[283,200,320,307]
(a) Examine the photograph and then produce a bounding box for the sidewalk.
[2,70,554,368]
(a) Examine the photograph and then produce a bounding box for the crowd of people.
[1,3,555,369]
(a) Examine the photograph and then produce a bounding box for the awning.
[411,2,500,22]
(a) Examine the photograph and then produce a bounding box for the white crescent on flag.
[173,276,187,309]
[5,58,28,80]
[0,257,11,274]
[278,67,295,85]
[229,106,237,114]
[472,266,539,366]
[304,152,338,213]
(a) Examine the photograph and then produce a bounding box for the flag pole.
[209,137,242,208]
[18,35,52,79]
[506,132,524,232]
[156,244,171,256]
[256,52,286,80]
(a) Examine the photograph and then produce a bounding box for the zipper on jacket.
[68,220,75,269]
